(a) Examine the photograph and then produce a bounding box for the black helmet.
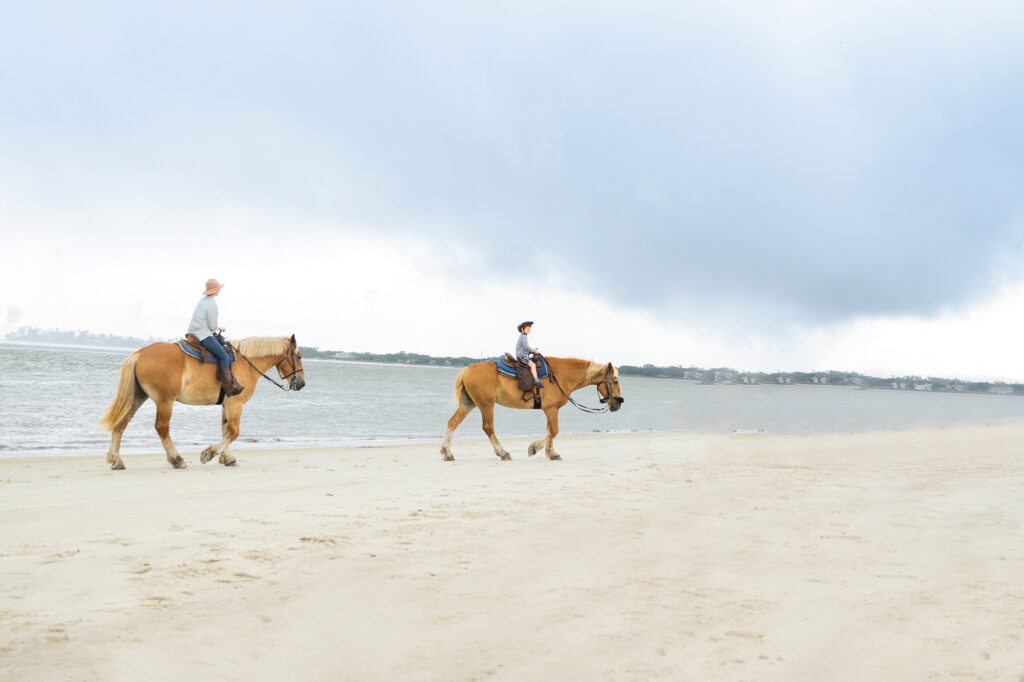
[517,320,534,332]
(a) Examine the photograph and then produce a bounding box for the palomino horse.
[440,356,623,461]
[98,335,305,469]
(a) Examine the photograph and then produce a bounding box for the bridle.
[598,367,624,408]
[278,348,304,382]
[230,343,304,391]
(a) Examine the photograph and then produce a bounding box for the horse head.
[596,362,624,412]
[276,334,306,391]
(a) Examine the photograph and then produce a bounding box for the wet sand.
[2,427,1023,681]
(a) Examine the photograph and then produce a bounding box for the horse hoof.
[547,453,561,461]
[200,448,216,464]
[221,456,236,467]
[442,454,455,462]
[172,457,188,469]
[527,444,539,457]
[111,461,125,471]
[499,452,512,461]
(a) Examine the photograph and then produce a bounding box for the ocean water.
[2,341,1023,458]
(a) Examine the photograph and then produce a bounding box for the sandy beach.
[2,427,1024,681]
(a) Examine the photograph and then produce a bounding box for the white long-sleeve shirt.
[515,333,534,360]
[187,296,219,340]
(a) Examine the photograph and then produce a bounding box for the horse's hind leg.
[478,403,511,461]
[202,400,241,466]
[154,399,187,469]
[440,404,475,461]
[106,390,148,470]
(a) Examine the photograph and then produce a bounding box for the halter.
[597,366,624,407]
[230,342,303,391]
[278,348,304,381]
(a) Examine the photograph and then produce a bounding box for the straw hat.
[203,278,225,296]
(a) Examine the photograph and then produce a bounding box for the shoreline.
[3,427,1024,680]
[6,339,1024,387]
[0,428,664,461]
[4,418,1024,462]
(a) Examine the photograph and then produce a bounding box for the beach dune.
[2,427,1023,681]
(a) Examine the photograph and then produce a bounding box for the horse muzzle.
[601,396,624,411]
[291,375,306,391]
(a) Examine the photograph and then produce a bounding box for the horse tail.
[453,367,475,407]
[98,352,142,433]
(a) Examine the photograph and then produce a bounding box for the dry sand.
[2,427,1024,681]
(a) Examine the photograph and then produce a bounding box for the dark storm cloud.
[3,2,1024,322]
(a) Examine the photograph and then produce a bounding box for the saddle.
[498,353,547,408]
[179,333,236,365]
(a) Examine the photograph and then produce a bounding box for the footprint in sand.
[215,572,261,583]
[89,536,136,547]
[40,549,80,564]
[299,536,338,545]
[141,596,172,609]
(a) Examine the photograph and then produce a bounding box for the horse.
[98,335,305,469]
[440,356,623,461]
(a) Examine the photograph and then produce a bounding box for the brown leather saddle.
[503,353,543,408]
[183,333,224,365]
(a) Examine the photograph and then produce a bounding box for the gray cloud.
[3,2,1024,324]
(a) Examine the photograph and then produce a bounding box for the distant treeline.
[619,364,1024,396]
[2,327,485,367]
[6,327,1024,395]
[3,327,161,348]
[300,347,486,367]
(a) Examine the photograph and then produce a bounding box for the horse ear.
[290,334,297,347]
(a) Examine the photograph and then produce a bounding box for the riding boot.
[219,367,244,397]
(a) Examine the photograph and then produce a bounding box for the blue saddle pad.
[177,340,235,364]
[496,357,548,379]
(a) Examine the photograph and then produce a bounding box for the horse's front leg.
[479,403,511,461]
[154,399,187,469]
[541,406,561,460]
[201,399,242,466]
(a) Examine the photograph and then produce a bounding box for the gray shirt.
[187,296,219,340]
[515,333,534,360]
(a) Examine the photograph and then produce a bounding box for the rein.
[230,343,301,391]
[544,358,614,414]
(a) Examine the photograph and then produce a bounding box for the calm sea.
[2,341,1023,458]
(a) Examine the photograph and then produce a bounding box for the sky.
[2,1,1024,380]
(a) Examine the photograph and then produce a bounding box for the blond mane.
[233,336,291,359]
[555,357,611,384]
[583,360,611,383]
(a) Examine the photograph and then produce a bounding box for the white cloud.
[802,281,1024,381]
[6,196,1024,382]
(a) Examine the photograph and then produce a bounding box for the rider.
[187,278,243,397]
[515,321,543,388]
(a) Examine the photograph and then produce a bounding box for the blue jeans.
[201,336,231,370]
